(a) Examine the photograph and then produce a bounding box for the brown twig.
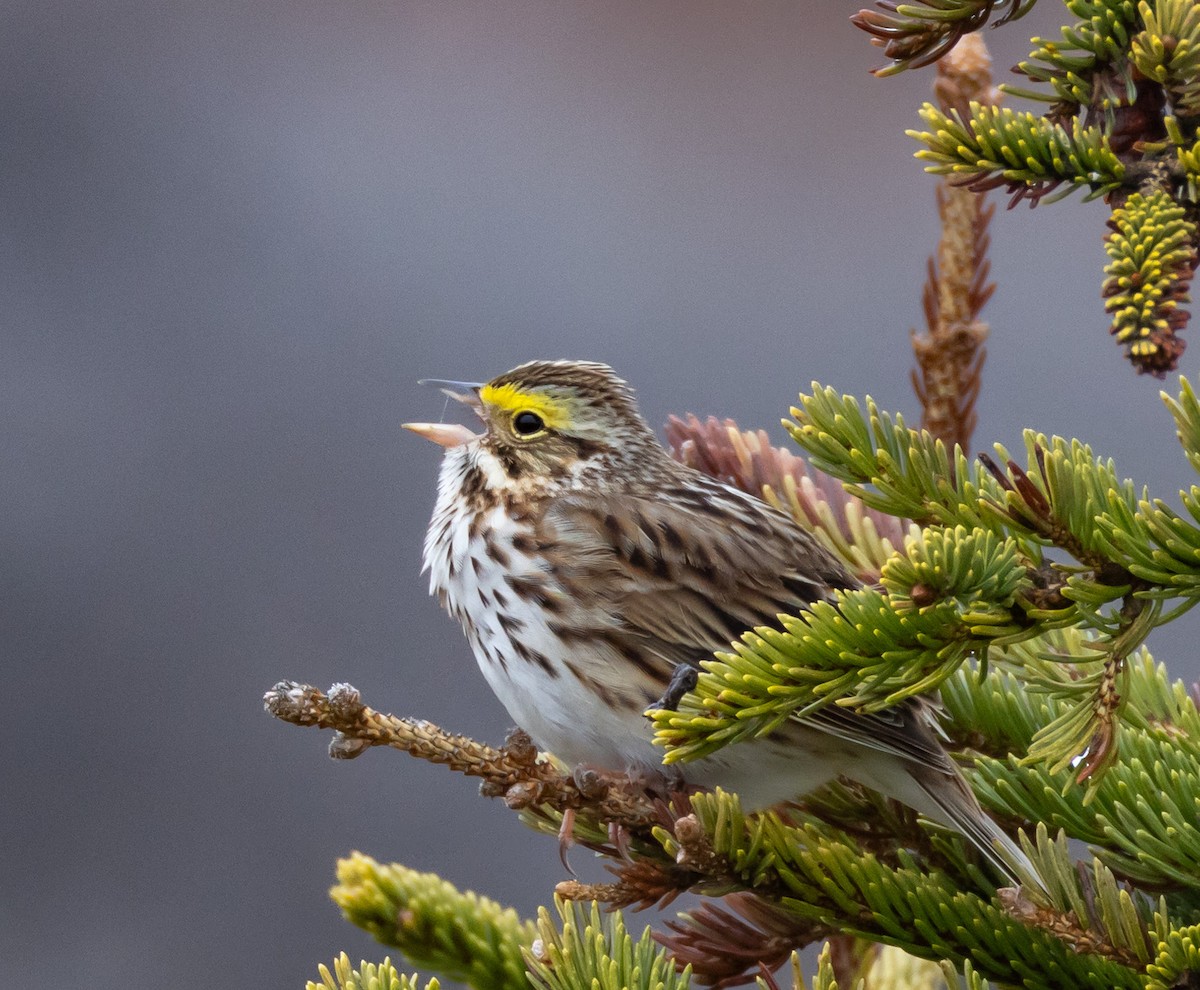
[555,856,698,911]
[998,887,1148,969]
[263,680,662,828]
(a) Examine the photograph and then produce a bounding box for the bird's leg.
[608,819,633,861]
[649,662,699,712]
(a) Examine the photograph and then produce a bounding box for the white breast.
[423,445,664,770]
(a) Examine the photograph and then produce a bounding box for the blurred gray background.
[5,2,1199,986]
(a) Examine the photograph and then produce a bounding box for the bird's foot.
[501,727,539,766]
[648,663,699,713]
[572,764,611,800]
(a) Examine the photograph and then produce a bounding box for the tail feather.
[909,769,1047,897]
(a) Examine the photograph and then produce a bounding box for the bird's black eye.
[513,410,545,436]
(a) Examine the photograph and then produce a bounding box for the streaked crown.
[482,360,653,439]
[476,360,662,479]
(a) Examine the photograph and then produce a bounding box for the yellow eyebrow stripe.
[479,382,571,428]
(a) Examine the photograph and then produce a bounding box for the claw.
[557,808,577,875]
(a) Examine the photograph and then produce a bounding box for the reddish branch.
[911,34,995,455]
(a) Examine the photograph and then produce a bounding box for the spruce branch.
[656,387,1200,783]
[308,954,437,990]
[794,944,840,990]
[863,945,948,990]
[1093,380,1200,596]
[1100,488,1200,602]
[787,384,1135,593]
[784,943,949,990]
[526,899,691,990]
[976,435,1143,578]
[649,793,1143,990]
[1170,116,1200,201]
[555,790,1057,983]
[553,857,698,912]
[1006,0,1145,116]
[785,385,1000,529]
[328,852,535,990]
[647,575,1028,766]
[1006,824,1157,968]
[1145,920,1200,990]
[908,101,1126,205]
[790,384,1156,596]
[1133,0,1200,119]
[263,681,662,829]
[854,2,1198,376]
[1163,375,1200,475]
[1024,647,1128,781]
[950,959,995,990]
[850,0,1037,76]
[880,524,1030,614]
[944,657,1200,890]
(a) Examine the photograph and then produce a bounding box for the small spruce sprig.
[308,955,437,990]
[1146,921,1200,990]
[779,942,987,990]
[1007,0,1146,116]
[851,0,1037,76]
[907,101,1126,205]
[328,852,535,990]
[944,653,1200,891]
[526,900,691,990]
[1133,0,1200,120]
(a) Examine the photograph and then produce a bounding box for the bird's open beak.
[402,421,479,447]
[403,378,485,448]
[417,379,485,408]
